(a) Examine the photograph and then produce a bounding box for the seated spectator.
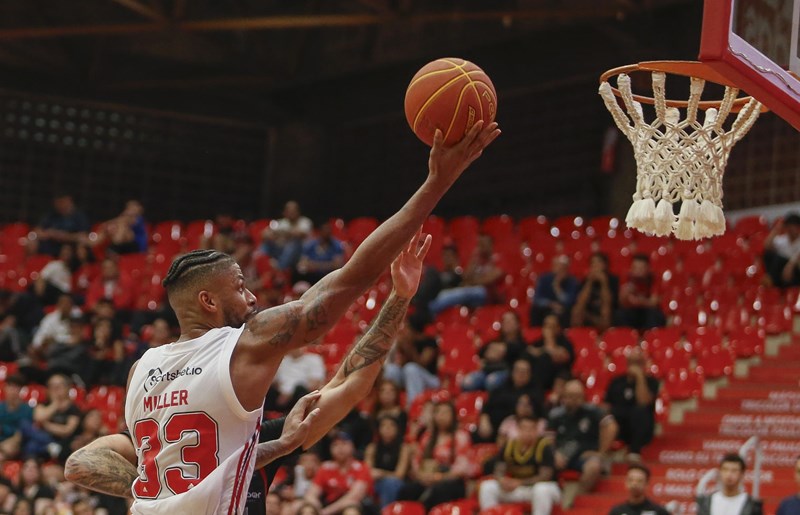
[262,200,313,271]
[293,451,323,499]
[428,235,505,316]
[764,214,800,288]
[463,311,527,392]
[94,200,147,255]
[572,252,619,331]
[777,455,800,515]
[0,479,18,515]
[496,393,542,449]
[365,415,411,508]
[696,454,762,515]
[266,492,284,514]
[30,193,89,257]
[40,315,90,386]
[32,245,75,307]
[479,359,543,442]
[69,409,107,453]
[22,374,81,461]
[603,347,659,461]
[615,254,665,330]
[409,245,462,329]
[525,314,575,391]
[302,431,375,515]
[11,498,32,515]
[530,255,579,327]
[84,258,135,312]
[296,222,346,284]
[370,380,408,435]
[13,458,55,512]
[608,464,669,515]
[31,294,76,353]
[397,400,472,510]
[479,416,560,515]
[86,318,128,386]
[384,327,440,408]
[266,348,326,412]
[0,374,33,459]
[548,379,618,495]
[0,313,23,362]
[202,212,245,254]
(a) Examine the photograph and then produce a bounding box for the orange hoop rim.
[599,60,769,112]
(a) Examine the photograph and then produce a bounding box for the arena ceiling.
[0,0,693,121]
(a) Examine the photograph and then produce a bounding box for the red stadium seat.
[439,324,476,353]
[429,499,478,515]
[455,391,488,426]
[382,502,426,515]
[518,215,550,244]
[440,346,481,377]
[697,346,734,378]
[564,327,598,352]
[663,368,704,400]
[184,219,216,248]
[248,219,271,243]
[727,326,765,358]
[523,326,542,344]
[151,220,182,244]
[422,215,446,268]
[434,306,470,330]
[686,326,723,356]
[734,215,768,236]
[346,217,379,249]
[480,505,526,515]
[551,215,585,240]
[642,327,682,353]
[599,327,638,353]
[573,347,605,379]
[585,216,620,238]
[471,305,507,339]
[649,347,691,378]
[482,215,515,241]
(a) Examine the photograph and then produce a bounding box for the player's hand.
[278,390,321,453]
[391,228,432,299]
[428,120,501,188]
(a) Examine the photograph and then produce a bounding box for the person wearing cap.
[301,430,375,515]
[764,213,800,287]
[0,374,33,459]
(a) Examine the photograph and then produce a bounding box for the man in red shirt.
[302,431,374,515]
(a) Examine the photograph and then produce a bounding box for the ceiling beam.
[0,8,621,40]
[110,0,167,23]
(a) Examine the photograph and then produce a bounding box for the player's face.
[218,265,257,328]
[719,461,744,489]
[626,469,648,499]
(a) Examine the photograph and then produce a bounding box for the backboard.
[700,0,800,130]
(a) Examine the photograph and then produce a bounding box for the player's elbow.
[64,449,85,484]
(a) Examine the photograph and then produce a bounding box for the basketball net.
[599,71,762,240]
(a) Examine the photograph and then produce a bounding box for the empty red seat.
[663,368,704,400]
[551,215,585,239]
[642,327,682,353]
[585,216,621,239]
[482,215,515,241]
[438,323,475,352]
[734,215,768,236]
[564,327,598,352]
[697,346,734,378]
[184,219,216,248]
[480,504,526,515]
[518,215,550,243]
[455,391,488,426]
[429,499,478,515]
[573,347,605,379]
[248,219,272,243]
[727,326,765,358]
[439,346,481,377]
[382,502,426,515]
[151,220,182,244]
[347,217,379,249]
[599,327,638,353]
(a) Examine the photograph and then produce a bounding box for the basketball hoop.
[599,60,764,240]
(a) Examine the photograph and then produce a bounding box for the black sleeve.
[647,376,660,396]
[607,505,624,515]
[258,417,296,490]
[540,441,555,469]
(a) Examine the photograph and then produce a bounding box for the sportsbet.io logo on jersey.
[144,366,203,392]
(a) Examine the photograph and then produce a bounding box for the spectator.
[615,254,665,330]
[262,200,313,271]
[608,464,669,515]
[398,400,472,510]
[266,492,284,514]
[0,374,33,459]
[266,348,326,412]
[428,235,505,315]
[22,374,81,461]
[11,498,32,515]
[384,327,440,408]
[94,200,148,255]
[297,222,346,284]
[496,393,542,449]
[463,311,527,392]
[764,214,800,287]
[30,194,90,257]
[31,294,76,353]
[86,318,128,386]
[84,258,135,312]
[479,359,543,442]
[526,314,575,391]
[302,431,375,515]
[603,347,659,461]
[293,451,323,499]
[530,255,579,327]
[0,477,17,513]
[0,313,23,363]
[548,379,618,495]
[69,409,107,453]
[572,252,619,331]
[696,454,763,515]
[40,314,90,386]
[409,245,462,329]
[32,245,74,307]
[777,455,800,515]
[365,415,411,508]
[370,380,408,435]
[479,416,560,515]
[13,458,55,511]
[202,212,245,254]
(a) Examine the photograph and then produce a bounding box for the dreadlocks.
[162,249,235,299]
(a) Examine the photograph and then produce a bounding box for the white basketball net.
[599,71,762,240]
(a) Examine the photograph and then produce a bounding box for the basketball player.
[64,121,500,514]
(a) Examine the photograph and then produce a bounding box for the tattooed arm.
[298,233,431,448]
[64,434,138,499]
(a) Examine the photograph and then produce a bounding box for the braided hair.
[162,249,235,297]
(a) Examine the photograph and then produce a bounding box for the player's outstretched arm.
[298,231,431,448]
[239,121,500,354]
[64,433,138,499]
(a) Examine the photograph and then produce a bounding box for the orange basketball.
[405,58,497,147]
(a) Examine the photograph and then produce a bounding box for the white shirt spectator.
[772,234,800,260]
[274,351,325,396]
[710,491,747,515]
[32,310,77,348]
[40,260,72,293]
[272,216,312,238]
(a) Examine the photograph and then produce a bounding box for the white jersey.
[125,326,262,515]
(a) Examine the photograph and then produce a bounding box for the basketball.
[404,58,497,147]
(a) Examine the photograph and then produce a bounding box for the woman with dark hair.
[10,497,32,515]
[13,458,55,511]
[370,380,408,435]
[463,310,527,392]
[397,400,473,510]
[86,318,128,386]
[365,415,411,508]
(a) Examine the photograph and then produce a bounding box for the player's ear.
[197,290,217,313]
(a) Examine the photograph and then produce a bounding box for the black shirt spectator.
[572,252,619,332]
[479,359,543,441]
[32,194,90,257]
[609,499,670,515]
[548,403,605,464]
[615,254,666,330]
[526,314,575,391]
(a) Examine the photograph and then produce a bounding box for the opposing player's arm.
[239,122,500,355]
[64,433,138,499]
[299,233,430,448]
[254,392,321,469]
